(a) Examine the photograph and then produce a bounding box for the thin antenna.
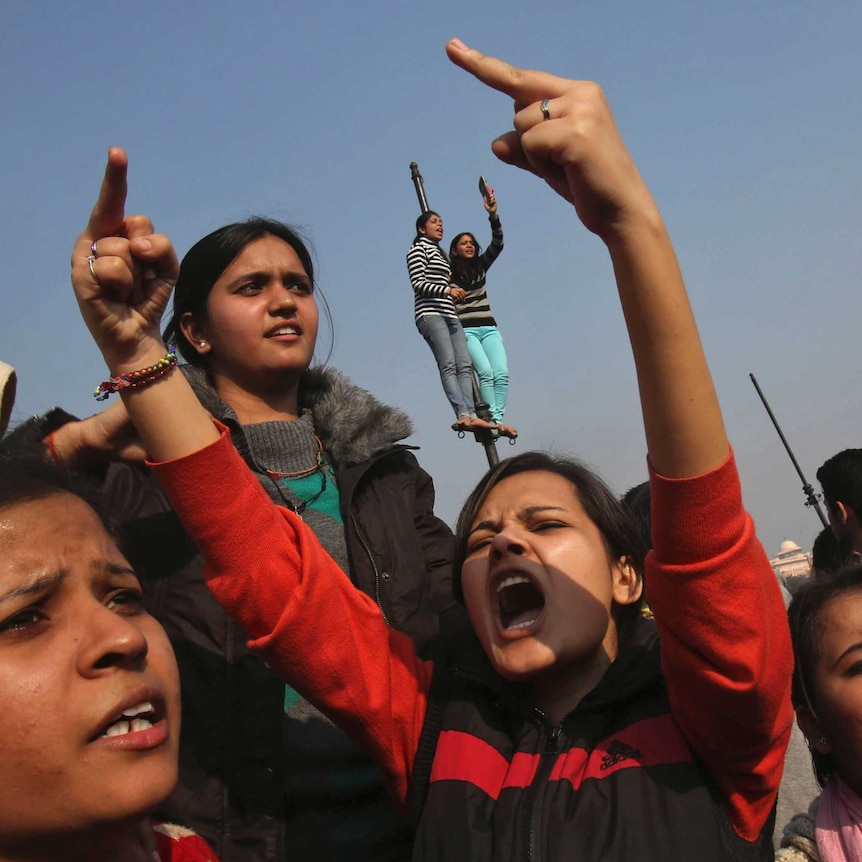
[750,372,828,527]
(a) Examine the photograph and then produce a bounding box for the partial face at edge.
[0,493,180,848]
[802,591,862,797]
[460,470,641,690]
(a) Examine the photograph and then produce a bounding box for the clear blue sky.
[2,1,860,556]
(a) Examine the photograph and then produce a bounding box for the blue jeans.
[417,315,476,420]
[464,326,509,422]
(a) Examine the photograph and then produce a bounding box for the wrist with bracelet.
[94,351,178,401]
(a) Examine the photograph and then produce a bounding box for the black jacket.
[411,619,776,862]
[11,367,460,862]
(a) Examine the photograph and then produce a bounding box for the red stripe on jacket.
[430,714,694,800]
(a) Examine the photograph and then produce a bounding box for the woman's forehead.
[222,235,307,276]
[0,494,116,576]
[474,471,581,519]
[817,593,862,662]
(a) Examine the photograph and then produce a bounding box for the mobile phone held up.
[479,175,494,201]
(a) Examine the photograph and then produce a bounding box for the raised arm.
[71,150,430,803]
[446,40,727,478]
[477,192,504,272]
[70,148,218,462]
[447,40,791,843]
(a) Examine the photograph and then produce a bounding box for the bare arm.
[46,400,147,468]
[446,40,727,478]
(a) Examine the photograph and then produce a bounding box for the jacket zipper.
[350,514,390,626]
[525,717,562,862]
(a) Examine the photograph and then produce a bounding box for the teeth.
[121,701,153,718]
[495,574,544,632]
[106,721,130,737]
[506,617,539,631]
[102,716,155,738]
[496,575,531,593]
[100,701,156,738]
[271,327,297,336]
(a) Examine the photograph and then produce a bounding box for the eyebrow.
[833,640,862,669]
[227,269,311,288]
[93,560,137,579]
[0,571,65,606]
[469,505,567,536]
[0,561,137,606]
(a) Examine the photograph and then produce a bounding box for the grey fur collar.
[181,364,414,468]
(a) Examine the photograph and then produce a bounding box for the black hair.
[162,217,330,367]
[812,525,846,578]
[817,449,862,522]
[413,211,442,245]
[621,481,652,561]
[0,452,121,546]
[787,565,862,786]
[454,451,648,645]
[448,232,483,284]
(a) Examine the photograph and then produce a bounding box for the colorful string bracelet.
[94,352,178,401]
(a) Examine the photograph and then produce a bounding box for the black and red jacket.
[410,623,774,861]
[154,430,794,862]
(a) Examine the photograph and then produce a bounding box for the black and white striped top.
[406,237,457,322]
[452,216,504,329]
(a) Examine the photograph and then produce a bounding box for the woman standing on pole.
[449,188,516,438]
[407,211,496,432]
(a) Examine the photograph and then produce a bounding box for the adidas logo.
[600,740,642,770]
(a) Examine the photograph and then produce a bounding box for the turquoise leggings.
[464,325,509,423]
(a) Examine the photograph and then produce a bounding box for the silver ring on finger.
[541,98,551,121]
[90,239,99,259]
[87,255,99,282]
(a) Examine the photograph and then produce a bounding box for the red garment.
[153,823,218,860]
[152,427,792,845]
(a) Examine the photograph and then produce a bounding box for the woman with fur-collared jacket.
[37,213,460,862]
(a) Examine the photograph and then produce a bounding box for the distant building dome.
[770,538,812,579]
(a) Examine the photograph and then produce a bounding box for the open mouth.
[95,700,161,741]
[267,325,300,338]
[496,574,545,631]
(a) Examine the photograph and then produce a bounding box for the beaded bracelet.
[94,352,178,401]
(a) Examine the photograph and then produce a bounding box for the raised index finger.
[445,38,569,104]
[86,147,128,240]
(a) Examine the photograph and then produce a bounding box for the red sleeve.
[646,448,793,843]
[153,826,218,860]
[149,425,431,810]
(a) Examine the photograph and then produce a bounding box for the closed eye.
[531,521,567,533]
[465,536,493,557]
